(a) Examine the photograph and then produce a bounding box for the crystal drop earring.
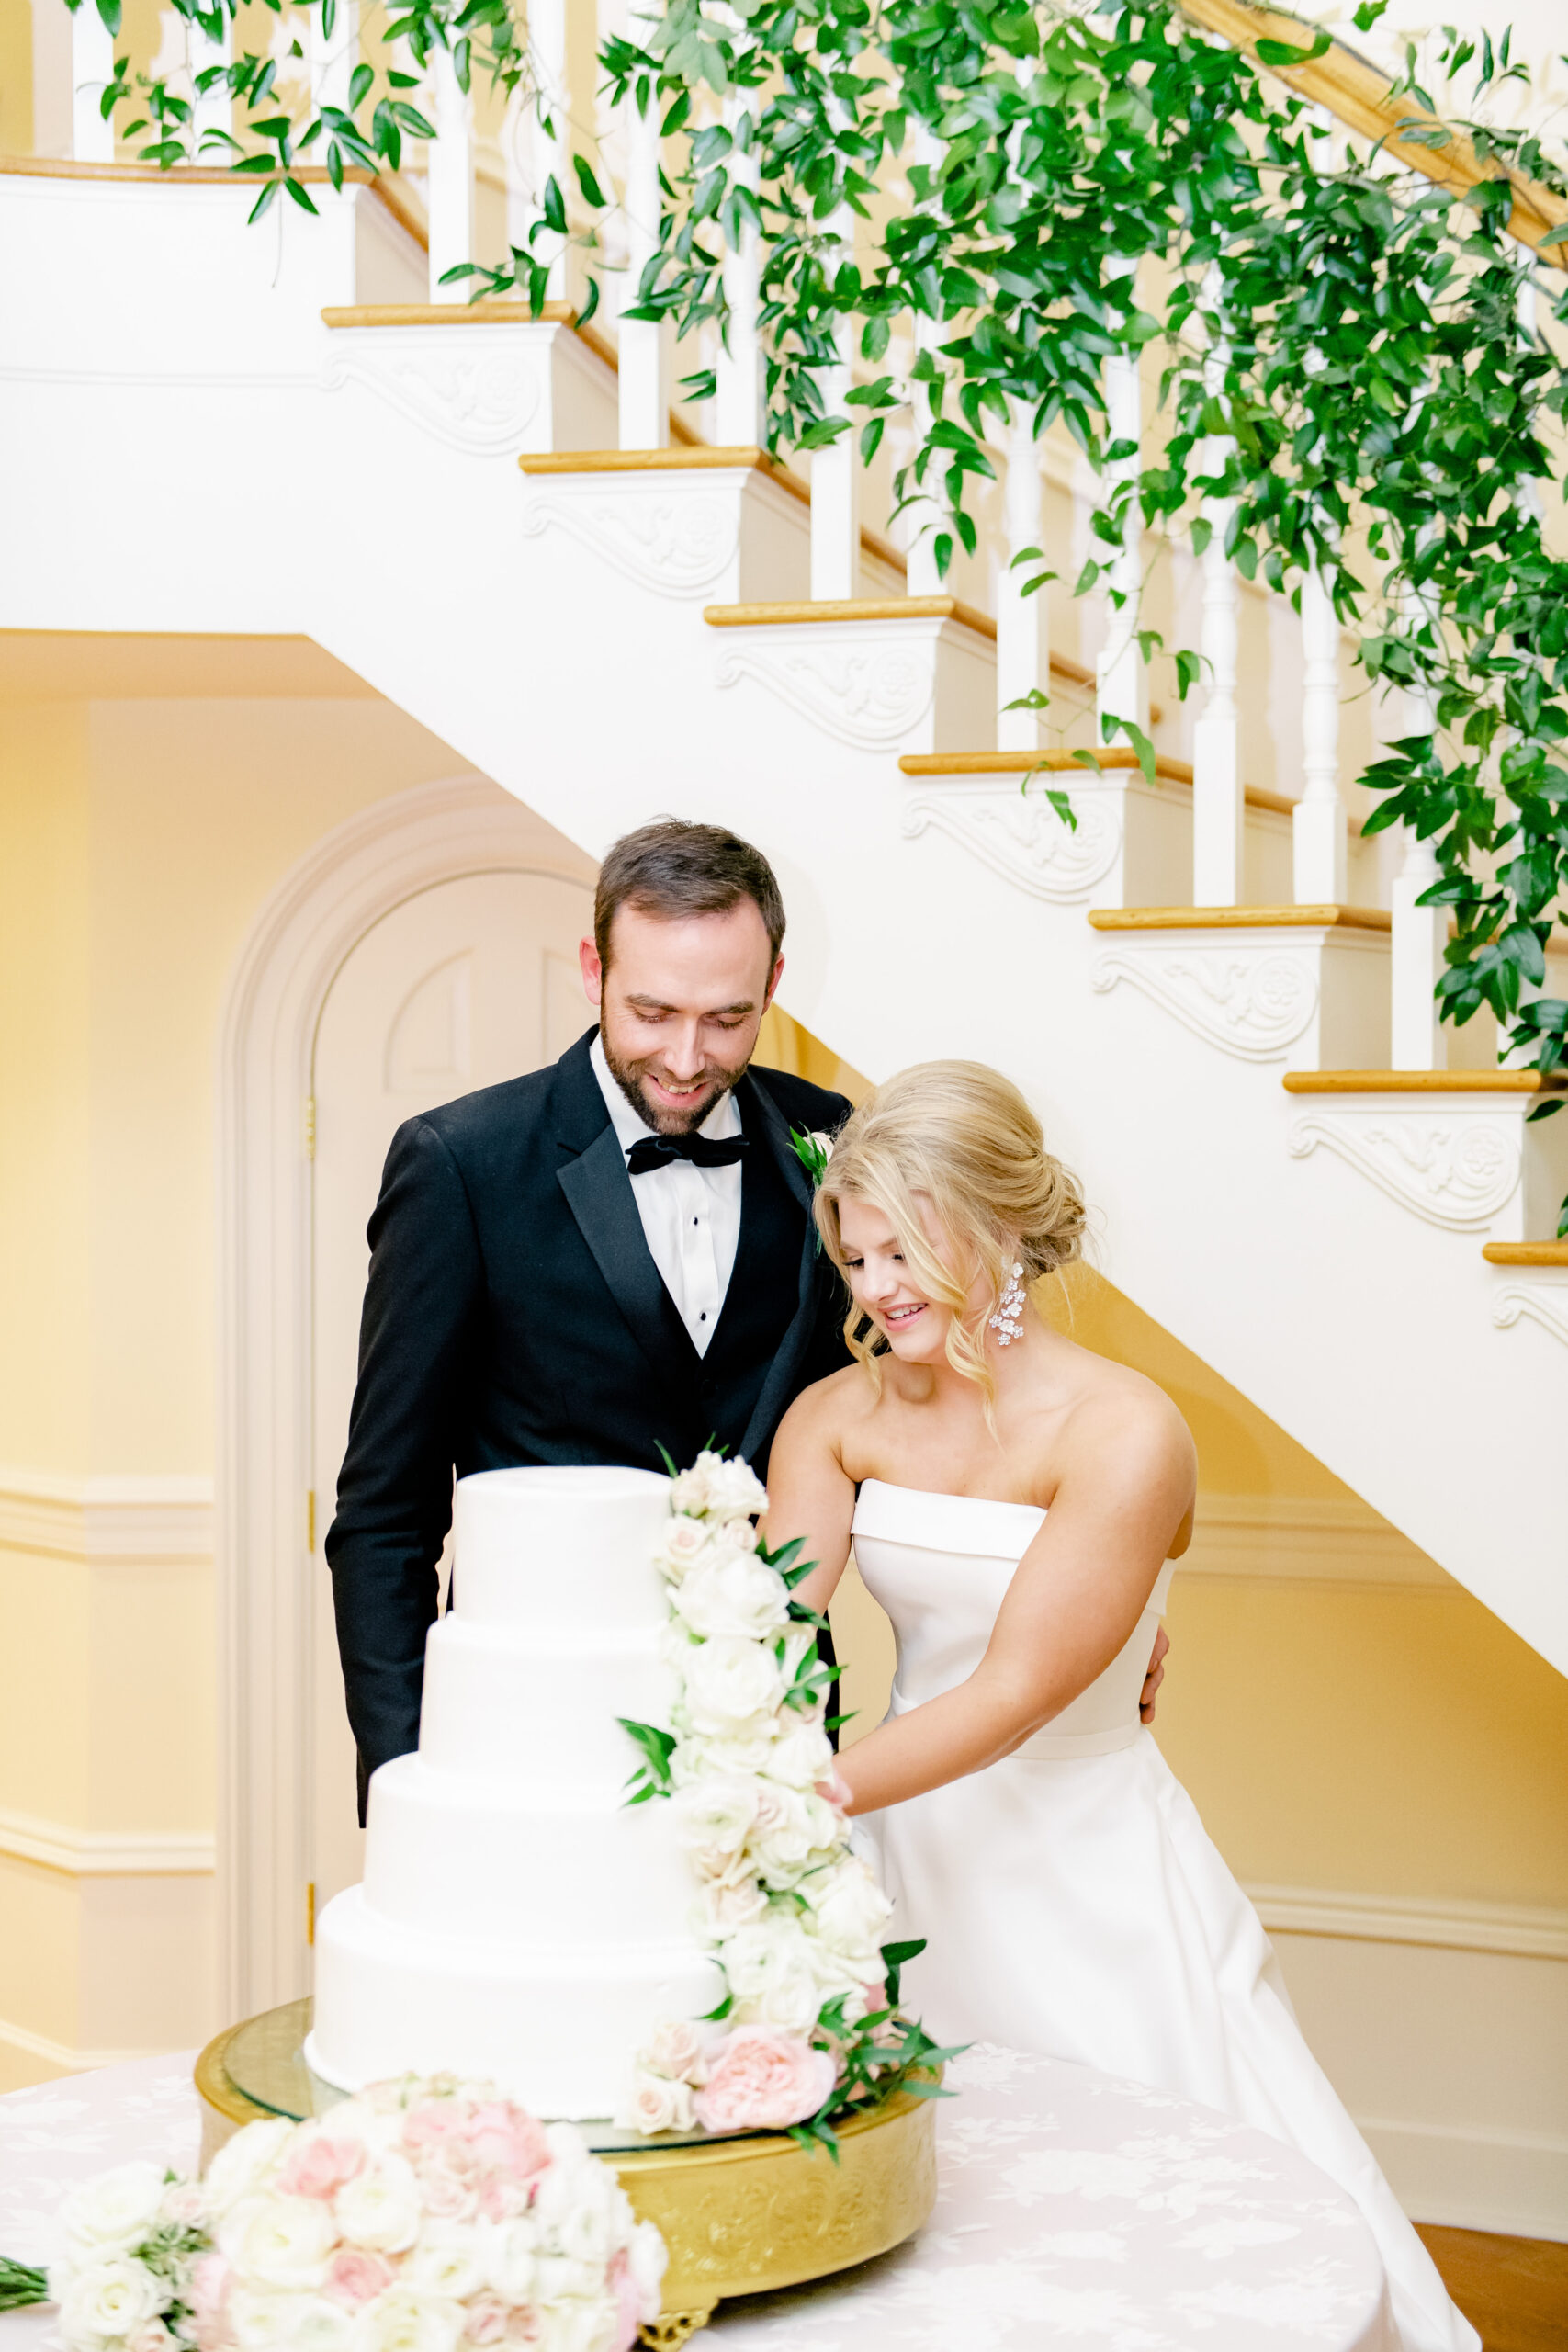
[989,1262,1026,1346]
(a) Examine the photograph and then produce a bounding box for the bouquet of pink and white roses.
[26,2075,665,2352]
[617,1451,953,2154]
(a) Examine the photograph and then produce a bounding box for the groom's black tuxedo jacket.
[326,1027,852,1804]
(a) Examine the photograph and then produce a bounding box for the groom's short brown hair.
[594,819,786,969]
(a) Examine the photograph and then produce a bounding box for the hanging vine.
[62,0,1568,1188]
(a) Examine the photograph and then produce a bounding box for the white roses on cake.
[624,1452,909,2140]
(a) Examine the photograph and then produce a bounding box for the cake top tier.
[451,1464,671,1633]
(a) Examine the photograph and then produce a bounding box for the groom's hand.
[1139,1624,1169,1724]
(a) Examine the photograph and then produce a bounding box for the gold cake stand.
[195,2001,939,2345]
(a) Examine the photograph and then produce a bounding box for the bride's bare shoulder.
[773,1362,875,1453]
[1047,1343,1196,1527]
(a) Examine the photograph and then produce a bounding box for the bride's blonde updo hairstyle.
[815,1060,1085,1407]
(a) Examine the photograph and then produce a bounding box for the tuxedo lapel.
[738,1070,825,1463]
[554,1035,701,1385]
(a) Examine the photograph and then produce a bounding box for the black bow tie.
[626,1132,750,1177]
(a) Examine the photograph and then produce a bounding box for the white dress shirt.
[590,1033,744,1358]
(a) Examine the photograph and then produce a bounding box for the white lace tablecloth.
[0,2043,1396,2351]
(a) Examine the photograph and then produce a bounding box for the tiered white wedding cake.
[307,1465,724,2121]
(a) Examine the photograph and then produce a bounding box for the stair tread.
[1090,905,1392,932]
[1284,1069,1565,1091]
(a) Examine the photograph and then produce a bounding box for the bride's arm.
[761,1374,859,1612]
[833,1393,1194,1816]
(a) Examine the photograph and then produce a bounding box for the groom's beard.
[601,1037,746,1137]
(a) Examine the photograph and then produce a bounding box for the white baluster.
[532,0,570,303]
[311,0,357,120]
[714,94,763,446]
[1294,558,1348,902]
[1391,828,1445,1069]
[906,125,949,598]
[618,78,669,448]
[996,398,1048,750]
[809,180,860,599]
[1097,254,1147,739]
[1191,273,1242,903]
[428,43,475,300]
[189,9,232,156]
[72,2,116,162]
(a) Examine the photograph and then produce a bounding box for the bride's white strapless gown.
[850,1480,1477,2352]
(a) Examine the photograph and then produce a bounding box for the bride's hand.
[1139,1623,1169,1724]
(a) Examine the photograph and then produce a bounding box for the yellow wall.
[0,648,468,2081]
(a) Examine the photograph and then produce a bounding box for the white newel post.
[428,44,475,300]
[714,96,763,446]
[618,82,670,448]
[1097,254,1147,737]
[809,187,860,600]
[71,2,116,162]
[311,0,358,121]
[1191,275,1242,902]
[532,0,570,303]
[1294,559,1348,902]
[996,399,1049,750]
[189,9,232,155]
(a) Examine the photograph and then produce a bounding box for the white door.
[310,869,595,1916]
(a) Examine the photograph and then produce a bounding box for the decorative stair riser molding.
[1090,923,1389,1069]
[0,1469,214,1566]
[1492,1280,1568,1349]
[520,467,807,605]
[712,616,991,757]
[1288,1096,1568,1241]
[900,776,1192,910]
[321,320,617,459]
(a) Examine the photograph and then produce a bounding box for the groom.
[327,815,1168,1813]
[326,819,856,1811]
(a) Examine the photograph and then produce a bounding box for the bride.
[767,1059,1475,2352]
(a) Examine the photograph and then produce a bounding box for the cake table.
[0,2039,1398,2352]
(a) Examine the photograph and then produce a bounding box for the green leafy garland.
[62,0,1568,1198]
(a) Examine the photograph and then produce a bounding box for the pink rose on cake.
[693,2030,837,2133]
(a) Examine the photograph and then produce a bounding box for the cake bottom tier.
[308,1884,723,2121]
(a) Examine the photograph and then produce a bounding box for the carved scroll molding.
[1492,1283,1568,1348]
[716,638,933,750]
[521,481,739,598]
[1288,1114,1521,1231]
[321,345,541,457]
[903,781,1122,903]
[1090,945,1317,1061]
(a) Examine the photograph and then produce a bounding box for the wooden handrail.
[1284,1069,1565,1091]
[1176,1,1568,265]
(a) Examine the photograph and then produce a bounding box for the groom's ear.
[762,952,784,1011]
[579,935,605,1008]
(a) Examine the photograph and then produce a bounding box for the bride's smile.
[838,1196,990,1367]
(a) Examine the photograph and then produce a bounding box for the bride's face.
[837,1194,978,1365]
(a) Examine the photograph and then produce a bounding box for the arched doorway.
[217,775,596,2017]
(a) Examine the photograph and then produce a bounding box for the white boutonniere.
[788,1127,833,1188]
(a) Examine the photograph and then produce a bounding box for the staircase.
[6,24,1567,1684]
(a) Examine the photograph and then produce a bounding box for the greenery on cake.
[617,1452,955,2157]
